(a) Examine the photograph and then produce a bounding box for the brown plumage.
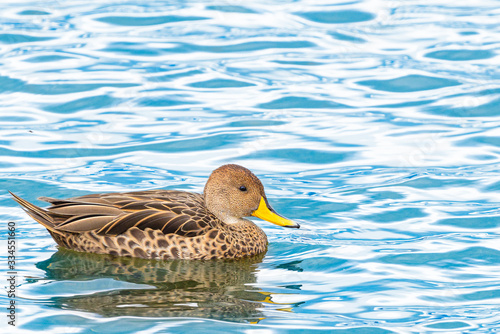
[11,164,299,260]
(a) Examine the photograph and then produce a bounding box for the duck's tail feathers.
[9,191,57,232]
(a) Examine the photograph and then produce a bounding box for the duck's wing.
[21,190,214,237]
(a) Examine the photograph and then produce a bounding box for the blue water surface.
[1,0,500,333]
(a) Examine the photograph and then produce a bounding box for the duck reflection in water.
[36,249,299,322]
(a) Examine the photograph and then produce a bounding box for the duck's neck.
[220,216,248,225]
[205,199,248,226]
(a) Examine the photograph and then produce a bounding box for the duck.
[11,164,299,260]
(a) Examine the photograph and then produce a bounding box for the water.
[1,0,500,332]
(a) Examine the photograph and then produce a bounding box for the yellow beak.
[252,197,300,228]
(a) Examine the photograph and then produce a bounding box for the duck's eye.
[239,186,247,192]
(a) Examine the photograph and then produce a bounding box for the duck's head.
[203,164,299,228]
